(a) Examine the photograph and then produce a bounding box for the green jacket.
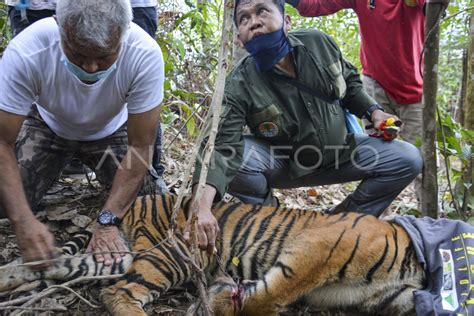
[193,29,376,200]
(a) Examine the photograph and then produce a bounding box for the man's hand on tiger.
[371,110,403,141]
[197,209,220,256]
[13,215,57,270]
[185,184,219,256]
[87,225,127,266]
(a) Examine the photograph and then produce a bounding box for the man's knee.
[398,141,423,177]
[229,171,269,197]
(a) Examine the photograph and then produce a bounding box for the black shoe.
[324,203,349,215]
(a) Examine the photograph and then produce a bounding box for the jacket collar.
[288,33,305,48]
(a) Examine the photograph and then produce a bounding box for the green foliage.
[437,0,472,114]
[0,2,11,54]
[286,5,360,67]
[437,113,473,220]
[156,1,222,137]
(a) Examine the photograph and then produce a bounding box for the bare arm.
[287,0,353,17]
[0,110,56,267]
[0,110,29,221]
[87,106,161,265]
[195,184,217,213]
[103,106,161,217]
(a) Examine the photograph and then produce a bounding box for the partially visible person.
[6,0,56,37]
[129,0,158,38]
[5,0,167,192]
[0,0,164,267]
[6,0,159,37]
[284,0,430,204]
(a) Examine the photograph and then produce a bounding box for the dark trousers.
[7,5,164,176]
[228,134,423,217]
[130,7,157,38]
[7,7,55,37]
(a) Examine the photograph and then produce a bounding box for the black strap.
[271,72,340,105]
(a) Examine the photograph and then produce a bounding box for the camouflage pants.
[0,107,157,218]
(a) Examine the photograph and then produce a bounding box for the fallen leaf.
[71,215,92,228]
[10,280,43,294]
[47,222,61,232]
[153,306,177,314]
[65,226,81,234]
[46,206,78,221]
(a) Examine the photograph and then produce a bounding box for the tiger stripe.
[338,235,361,280]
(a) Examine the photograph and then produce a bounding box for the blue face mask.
[62,55,117,82]
[244,27,293,72]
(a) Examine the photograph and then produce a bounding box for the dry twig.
[44,284,101,308]
[0,274,123,308]
[0,306,68,312]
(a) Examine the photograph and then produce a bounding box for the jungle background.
[0,0,473,314]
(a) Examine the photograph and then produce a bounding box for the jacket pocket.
[248,104,285,138]
[327,61,347,99]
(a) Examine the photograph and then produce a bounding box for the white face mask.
[61,54,117,82]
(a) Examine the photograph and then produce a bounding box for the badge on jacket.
[258,122,279,137]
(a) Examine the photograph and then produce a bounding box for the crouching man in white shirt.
[0,0,164,269]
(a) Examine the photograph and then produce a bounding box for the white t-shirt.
[5,1,157,10]
[0,18,164,141]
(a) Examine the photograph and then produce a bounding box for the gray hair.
[56,0,133,49]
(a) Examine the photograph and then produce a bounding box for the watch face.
[98,210,113,225]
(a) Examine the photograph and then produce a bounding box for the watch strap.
[364,104,385,123]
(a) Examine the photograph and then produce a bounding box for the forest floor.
[0,135,419,315]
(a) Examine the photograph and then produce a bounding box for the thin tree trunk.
[454,48,467,124]
[189,1,234,314]
[462,4,474,218]
[167,1,233,314]
[422,2,443,218]
[465,4,474,130]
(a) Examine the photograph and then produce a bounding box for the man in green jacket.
[190,0,423,254]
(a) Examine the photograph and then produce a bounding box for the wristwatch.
[364,104,385,123]
[97,210,122,227]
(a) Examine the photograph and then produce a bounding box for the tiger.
[0,194,424,315]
